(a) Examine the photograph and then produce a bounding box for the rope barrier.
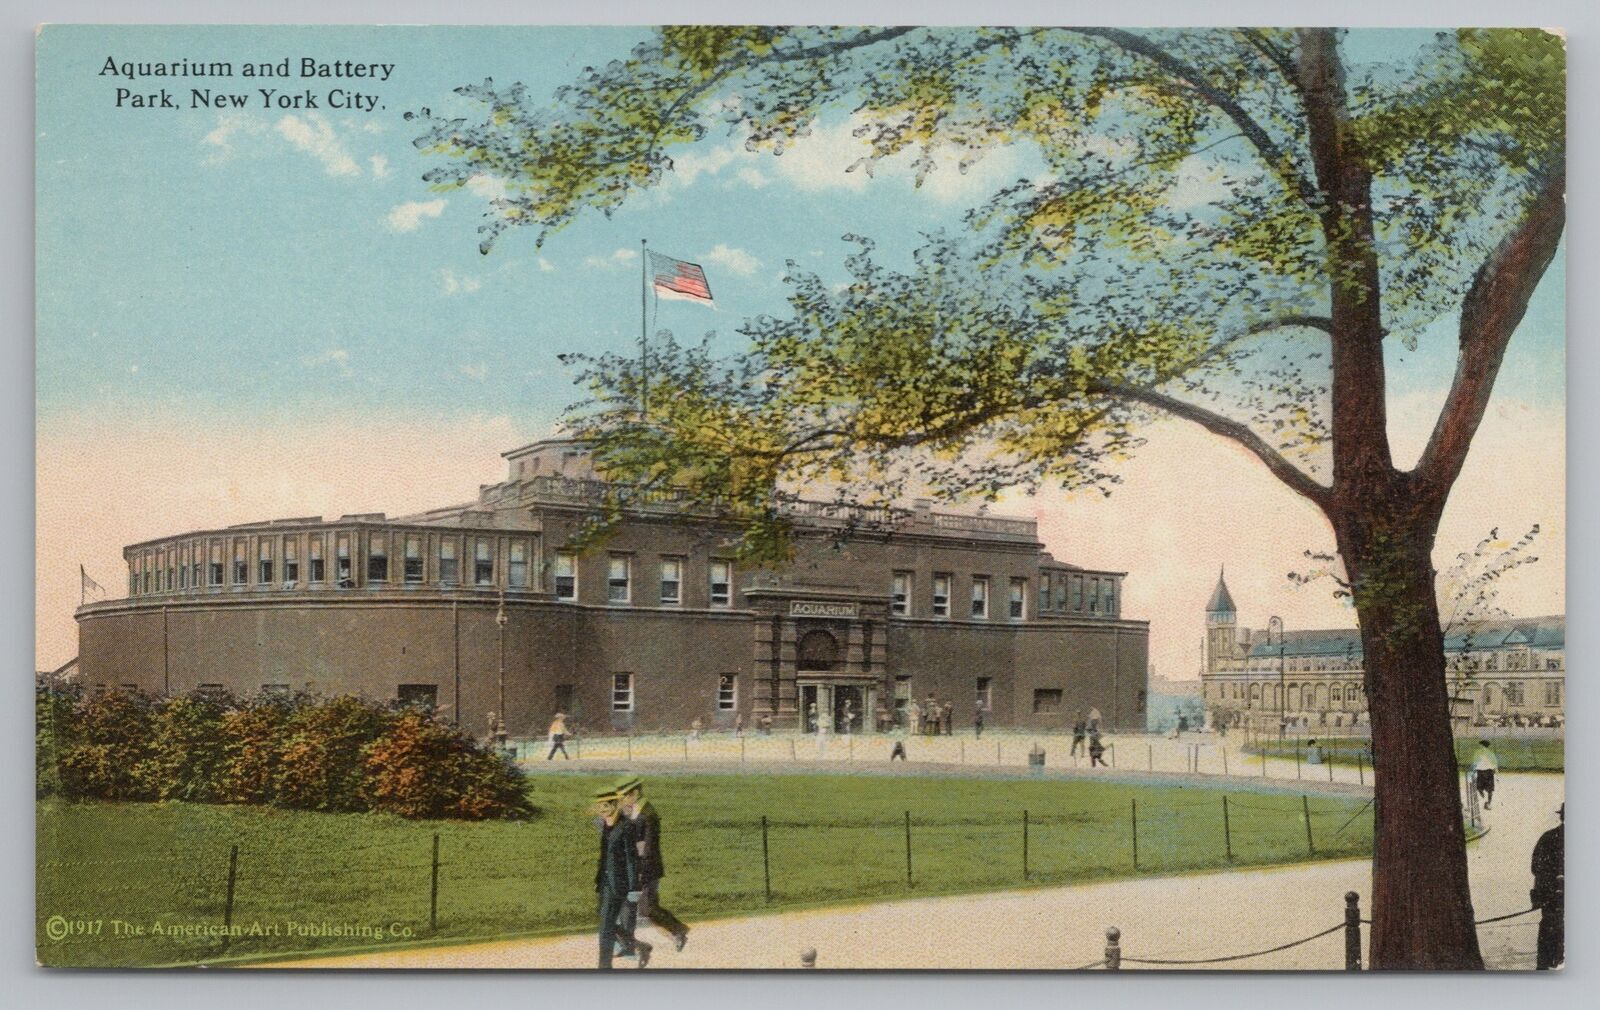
[1475,906,1539,926]
[1119,922,1344,965]
[1070,958,1110,970]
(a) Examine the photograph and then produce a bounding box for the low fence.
[35,790,1372,967]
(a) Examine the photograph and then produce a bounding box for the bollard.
[761,815,772,903]
[430,833,441,931]
[1222,795,1233,860]
[221,844,239,949]
[1104,927,1122,970]
[1344,892,1362,970]
[800,947,817,969]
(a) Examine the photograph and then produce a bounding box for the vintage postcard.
[35,24,1565,970]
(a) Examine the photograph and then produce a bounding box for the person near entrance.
[1070,712,1087,757]
[1531,802,1564,970]
[908,700,922,736]
[615,776,690,957]
[547,711,571,760]
[1472,739,1499,809]
[942,701,954,736]
[974,700,987,739]
[592,786,645,969]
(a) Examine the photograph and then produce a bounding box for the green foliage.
[39,689,527,821]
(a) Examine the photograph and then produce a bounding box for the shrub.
[57,690,160,801]
[364,711,531,821]
[219,694,296,804]
[144,692,233,802]
[35,685,81,799]
[274,696,395,812]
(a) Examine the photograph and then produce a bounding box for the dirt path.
[262,771,1559,971]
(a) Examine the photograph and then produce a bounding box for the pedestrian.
[592,786,645,969]
[842,701,855,735]
[925,695,938,735]
[616,777,690,957]
[1177,714,1188,736]
[760,712,773,735]
[547,711,571,761]
[1088,730,1108,768]
[942,701,954,736]
[806,702,819,734]
[689,716,702,741]
[973,699,986,739]
[1070,711,1087,757]
[1087,707,1102,734]
[1471,739,1499,810]
[890,728,907,762]
[815,709,829,757]
[908,700,921,737]
[734,713,744,737]
[1531,803,1564,970]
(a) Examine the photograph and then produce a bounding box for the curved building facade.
[77,440,1150,737]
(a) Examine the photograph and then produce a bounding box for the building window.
[261,683,291,697]
[397,684,438,712]
[1032,688,1063,714]
[404,536,423,583]
[474,539,494,586]
[659,558,682,605]
[1546,658,1561,671]
[608,555,631,602]
[1072,575,1084,611]
[283,539,299,583]
[335,535,353,587]
[439,538,459,585]
[258,540,274,584]
[932,573,951,617]
[128,561,137,596]
[612,673,634,712]
[717,674,737,710]
[971,576,990,618]
[1505,682,1525,705]
[365,534,387,583]
[1039,573,1052,612]
[232,541,248,585]
[210,542,224,586]
[190,545,202,590]
[1009,578,1027,620]
[178,549,188,589]
[976,676,992,711]
[1088,577,1100,614]
[555,551,576,599]
[197,683,228,701]
[1545,681,1562,706]
[164,552,174,592]
[308,536,324,583]
[1104,580,1117,616]
[709,560,732,607]
[1054,577,1068,611]
[508,540,529,588]
[891,571,911,616]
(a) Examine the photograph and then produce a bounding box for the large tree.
[411,27,1564,968]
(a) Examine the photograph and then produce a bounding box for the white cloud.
[300,348,353,377]
[200,113,266,165]
[538,257,556,273]
[369,154,390,178]
[458,363,489,381]
[702,244,762,277]
[466,174,509,200]
[768,115,1023,204]
[386,199,447,233]
[583,248,640,270]
[440,268,482,295]
[275,113,361,177]
[735,167,771,189]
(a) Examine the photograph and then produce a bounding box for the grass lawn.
[37,772,1373,967]
[1245,736,1564,772]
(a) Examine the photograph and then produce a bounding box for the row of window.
[1241,652,1563,675]
[1038,571,1119,615]
[558,553,734,607]
[608,672,738,712]
[890,572,1030,619]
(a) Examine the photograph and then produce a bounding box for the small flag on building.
[648,251,714,305]
[80,564,106,604]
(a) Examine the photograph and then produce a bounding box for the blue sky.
[34,26,1565,673]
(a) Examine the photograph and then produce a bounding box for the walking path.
[264,770,1560,971]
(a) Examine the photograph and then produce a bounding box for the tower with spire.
[1205,567,1239,675]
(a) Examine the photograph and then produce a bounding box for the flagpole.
[640,238,648,421]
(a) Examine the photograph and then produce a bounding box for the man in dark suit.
[593,787,647,969]
[617,776,690,954]
[1531,802,1563,970]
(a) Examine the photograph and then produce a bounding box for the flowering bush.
[54,689,160,801]
[363,711,531,820]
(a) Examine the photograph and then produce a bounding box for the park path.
[264,771,1559,971]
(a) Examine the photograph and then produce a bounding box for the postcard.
[35,24,1564,970]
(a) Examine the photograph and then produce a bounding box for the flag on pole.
[648,251,714,305]
[80,565,106,604]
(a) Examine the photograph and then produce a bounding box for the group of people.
[1069,709,1109,767]
[592,775,691,969]
[907,695,956,736]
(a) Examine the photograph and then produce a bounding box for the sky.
[35,25,1565,680]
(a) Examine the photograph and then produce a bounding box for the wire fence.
[36,790,1373,968]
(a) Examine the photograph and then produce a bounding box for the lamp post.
[1269,615,1286,744]
[495,590,508,732]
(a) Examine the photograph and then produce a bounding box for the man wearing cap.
[1530,802,1563,970]
[615,776,690,954]
[593,786,648,969]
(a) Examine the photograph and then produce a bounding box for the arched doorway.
[798,629,839,671]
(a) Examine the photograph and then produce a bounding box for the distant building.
[1200,570,1564,729]
[76,439,1150,735]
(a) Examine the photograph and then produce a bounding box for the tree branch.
[1088,378,1333,508]
[1246,314,1333,336]
[1414,165,1566,498]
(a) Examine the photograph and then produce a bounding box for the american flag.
[649,251,713,305]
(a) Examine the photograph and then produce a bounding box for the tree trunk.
[1337,503,1484,970]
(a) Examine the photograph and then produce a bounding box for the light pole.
[495,590,508,736]
[1269,615,1286,744]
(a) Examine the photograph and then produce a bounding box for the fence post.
[1104,927,1122,970]
[1295,743,1302,779]
[1261,747,1267,778]
[1148,743,1153,771]
[1110,743,1116,768]
[429,833,440,932]
[761,815,772,903]
[627,734,633,761]
[1130,798,1139,869]
[221,844,238,949]
[849,734,854,761]
[684,737,690,762]
[1328,752,1335,782]
[741,735,746,763]
[960,739,965,763]
[1302,795,1315,855]
[790,738,797,761]
[1022,809,1030,881]
[997,740,1002,763]
[1222,796,1233,860]
[576,734,582,759]
[1344,891,1362,970]
[904,810,914,889]
[1222,746,1229,777]
[1356,748,1364,786]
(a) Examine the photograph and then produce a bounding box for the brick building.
[77,439,1150,736]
